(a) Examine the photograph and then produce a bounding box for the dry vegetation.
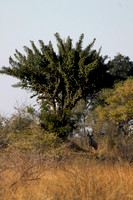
[0,148,133,200]
[0,107,133,200]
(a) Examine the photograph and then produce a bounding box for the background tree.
[107,53,133,79]
[0,33,116,138]
[95,78,133,135]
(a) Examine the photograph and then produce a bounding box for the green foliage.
[0,106,34,149]
[92,78,133,137]
[0,33,116,137]
[7,125,59,153]
[0,106,61,153]
[40,109,74,138]
[27,105,37,116]
[95,78,133,123]
[108,53,133,78]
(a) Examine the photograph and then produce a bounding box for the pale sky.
[0,0,133,115]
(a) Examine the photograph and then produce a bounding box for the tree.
[0,33,115,138]
[107,53,133,79]
[95,78,133,135]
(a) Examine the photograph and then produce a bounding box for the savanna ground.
[0,107,133,200]
[0,137,133,200]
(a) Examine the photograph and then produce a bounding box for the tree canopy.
[0,33,116,137]
[95,78,133,132]
[107,53,133,79]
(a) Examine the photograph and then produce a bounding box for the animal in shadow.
[87,132,98,150]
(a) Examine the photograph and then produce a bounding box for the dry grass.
[0,151,133,200]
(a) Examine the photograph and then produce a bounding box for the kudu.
[87,131,98,150]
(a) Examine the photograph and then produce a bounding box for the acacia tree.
[0,33,115,138]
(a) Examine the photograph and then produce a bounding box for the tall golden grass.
[0,151,133,200]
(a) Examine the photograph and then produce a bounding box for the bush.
[0,105,63,153]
